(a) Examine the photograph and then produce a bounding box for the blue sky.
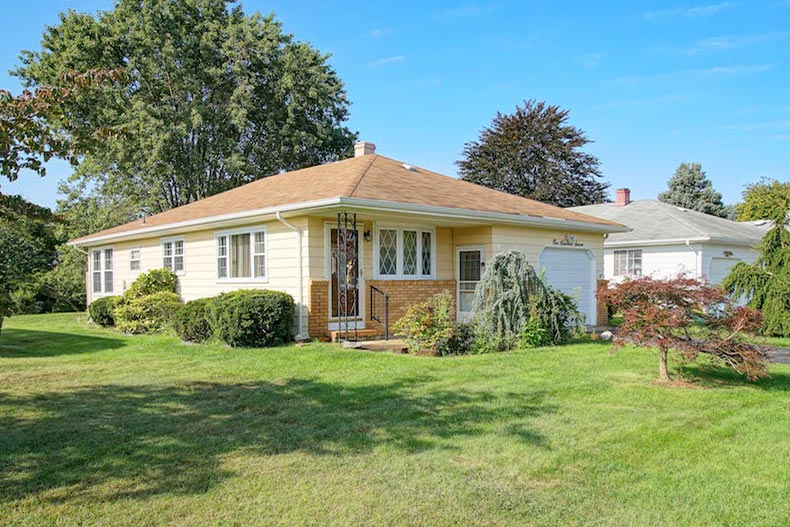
[2,0,789,208]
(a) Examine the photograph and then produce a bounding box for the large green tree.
[14,0,356,215]
[722,194,790,337]
[658,163,729,218]
[457,100,609,207]
[0,194,60,331]
[736,178,790,221]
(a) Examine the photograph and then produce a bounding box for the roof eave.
[70,196,629,247]
[604,236,760,248]
[339,197,630,233]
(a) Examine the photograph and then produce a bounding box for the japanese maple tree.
[603,276,768,383]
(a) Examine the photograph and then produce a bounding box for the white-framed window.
[614,249,642,276]
[375,226,435,279]
[129,248,141,272]
[162,237,185,274]
[215,226,267,281]
[91,247,114,295]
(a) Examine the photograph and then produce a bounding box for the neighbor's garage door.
[708,257,741,285]
[538,248,595,324]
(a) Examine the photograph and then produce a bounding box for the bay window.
[216,227,266,280]
[91,247,114,294]
[376,226,435,279]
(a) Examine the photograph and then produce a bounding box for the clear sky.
[2,0,789,208]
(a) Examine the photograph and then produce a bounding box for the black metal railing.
[369,285,390,340]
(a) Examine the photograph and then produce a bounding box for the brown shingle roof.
[72,154,623,244]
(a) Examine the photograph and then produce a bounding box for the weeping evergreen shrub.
[472,250,584,351]
[722,197,790,336]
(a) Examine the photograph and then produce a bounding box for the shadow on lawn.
[0,329,126,358]
[0,378,555,503]
[678,362,790,391]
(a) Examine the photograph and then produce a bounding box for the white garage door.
[538,248,595,324]
[708,257,740,285]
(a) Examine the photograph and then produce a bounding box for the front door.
[457,247,483,322]
[330,227,362,327]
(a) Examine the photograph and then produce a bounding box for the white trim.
[213,226,268,283]
[71,196,629,247]
[456,245,485,323]
[373,223,436,280]
[129,247,142,273]
[537,246,597,325]
[90,246,115,298]
[605,236,760,248]
[161,235,185,276]
[612,248,642,277]
[323,221,365,329]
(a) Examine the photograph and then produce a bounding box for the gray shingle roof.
[570,199,770,246]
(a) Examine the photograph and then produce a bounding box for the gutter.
[70,197,629,247]
[275,211,308,341]
[604,236,761,248]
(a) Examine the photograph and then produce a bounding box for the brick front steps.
[329,329,383,342]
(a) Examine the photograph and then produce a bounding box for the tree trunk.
[658,348,670,382]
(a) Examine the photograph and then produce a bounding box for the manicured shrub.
[173,297,215,343]
[88,295,121,327]
[393,291,467,356]
[125,268,178,299]
[114,291,182,334]
[472,250,583,351]
[209,290,295,347]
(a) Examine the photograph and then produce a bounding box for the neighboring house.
[70,142,627,338]
[571,189,770,285]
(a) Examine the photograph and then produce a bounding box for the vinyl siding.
[491,225,605,277]
[603,243,758,283]
[86,218,308,321]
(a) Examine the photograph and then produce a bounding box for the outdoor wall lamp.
[364,230,372,242]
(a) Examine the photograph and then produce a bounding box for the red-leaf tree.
[603,276,768,383]
[0,69,124,181]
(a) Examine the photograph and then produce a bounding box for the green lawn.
[1,314,788,527]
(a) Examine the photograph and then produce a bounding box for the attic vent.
[402,164,417,171]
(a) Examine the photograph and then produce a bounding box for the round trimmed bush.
[89,295,121,327]
[114,291,182,334]
[173,297,215,343]
[210,290,295,347]
[125,268,178,298]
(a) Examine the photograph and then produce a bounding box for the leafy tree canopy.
[736,178,790,221]
[457,100,609,207]
[723,189,790,336]
[0,193,60,330]
[658,162,729,218]
[1,70,124,182]
[14,0,356,215]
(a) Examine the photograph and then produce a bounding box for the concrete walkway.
[766,347,790,365]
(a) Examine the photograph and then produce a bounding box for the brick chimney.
[615,188,631,207]
[354,141,376,157]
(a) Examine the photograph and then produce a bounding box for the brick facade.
[366,280,457,334]
[307,280,330,338]
[596,279,609,326]
[306,278,457,338]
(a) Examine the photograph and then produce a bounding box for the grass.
[1,313,789,526]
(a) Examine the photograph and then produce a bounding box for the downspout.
[686,239,700,278]
[275,211,308,340]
